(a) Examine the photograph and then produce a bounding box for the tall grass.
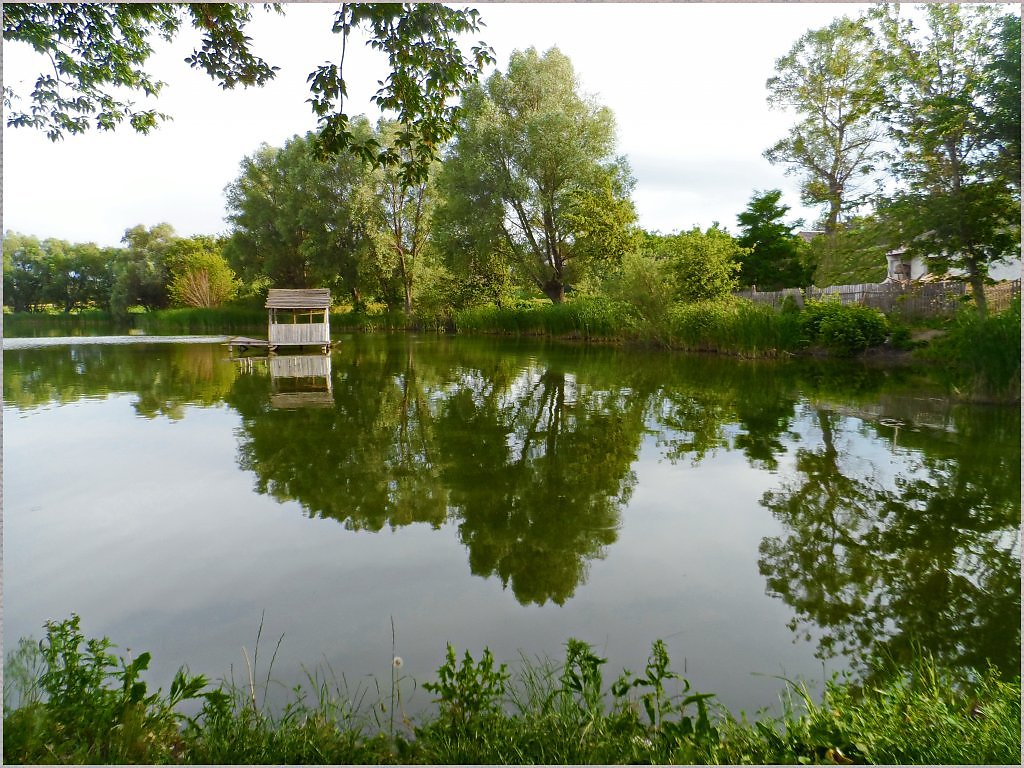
[922,298,1021,402]
[664,299,804,356]
[135,306,266,335]
[5,617,1019,765]
[455,296,635,340]
[455,296,806,356]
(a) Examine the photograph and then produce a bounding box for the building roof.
[265,288,332,309]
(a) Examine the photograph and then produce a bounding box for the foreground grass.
[4,616,1019,765]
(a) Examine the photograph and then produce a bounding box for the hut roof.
[266,288,331,309]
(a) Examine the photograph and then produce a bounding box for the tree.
[111,223,177,315]
[765,17,886,232]
[46,241,118,313]
[438,47,637,304]
[166,236,238,308]
[871,4,1020,316]
[3,4,278,140]
[980,14,1020,193]
[3,232,50,311]
[648,226,746,303]
[3,232,120,313]
[735,190,815,290]
[3,3,492,182]
[367,122,438,315]
[224,128,376,300]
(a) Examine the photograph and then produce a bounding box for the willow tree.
[224,127,377,301]
[765,16,886,232]
[437,47,636,304]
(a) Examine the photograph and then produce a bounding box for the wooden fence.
[735,280,1020,317]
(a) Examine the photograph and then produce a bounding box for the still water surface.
[3,334,1019,715]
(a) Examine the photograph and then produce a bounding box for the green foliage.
[710,662,1020,765]
[111,222,177,316]
[735,189,816,290]
[166,235,239,308]
[3,231,118,313]
[923,298,1021,402]
[224,128,378,299]
[310,5,493,186]
[665,299,803,355]
[800,299,889,355]
[3,618,1020,765]
[3,614,211,764]
[2,4,277,140]
[438,46,636,304]
[764,16,885,231]
[454,295,634,340]
[654,226,746,303]
[604,250,676,335]
[870,4,1020,316]
[809,217,889,286]
[981,13,1021,191]
[422,644,510,732]
[5,3,491,182]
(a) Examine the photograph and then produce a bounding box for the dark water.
[3,334,1019,716]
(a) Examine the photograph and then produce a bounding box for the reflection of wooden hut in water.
[269,354,334,409]
[266,288,332,353]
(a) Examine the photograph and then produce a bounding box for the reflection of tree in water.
[228,338,448,531]
[3,343,237,418]
[436,365,647,606]
[759,404,1021,682]
[652,359,799,469]
[228,338,651,605]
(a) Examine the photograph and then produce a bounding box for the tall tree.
[3,3,491,182]
[367,122,438,315]
[765,17,886,232]
[871,3,1020,316]
[224,128,376,300]
[980,13,1021,193]
[438,47,637,303]
[736,189,815,290]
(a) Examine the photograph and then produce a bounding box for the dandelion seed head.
[393,656,404,668]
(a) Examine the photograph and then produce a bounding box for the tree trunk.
[542,278,565,304]
[967,263,988,318]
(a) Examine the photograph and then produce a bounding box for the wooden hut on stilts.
[265,288,332,353]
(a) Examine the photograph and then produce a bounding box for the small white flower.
[392,656,404,668]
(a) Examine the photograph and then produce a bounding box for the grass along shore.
[5,295,1019,402]
[3,616,1019,765]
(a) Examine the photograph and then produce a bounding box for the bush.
[800,299,889,355]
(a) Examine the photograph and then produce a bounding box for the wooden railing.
[269,322,330,346]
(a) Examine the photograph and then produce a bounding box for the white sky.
[0,3,914,248]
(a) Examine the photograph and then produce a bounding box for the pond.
[3,333,1019,717]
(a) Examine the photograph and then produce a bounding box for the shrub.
[800,299,889,355]
[659,227,746,303]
